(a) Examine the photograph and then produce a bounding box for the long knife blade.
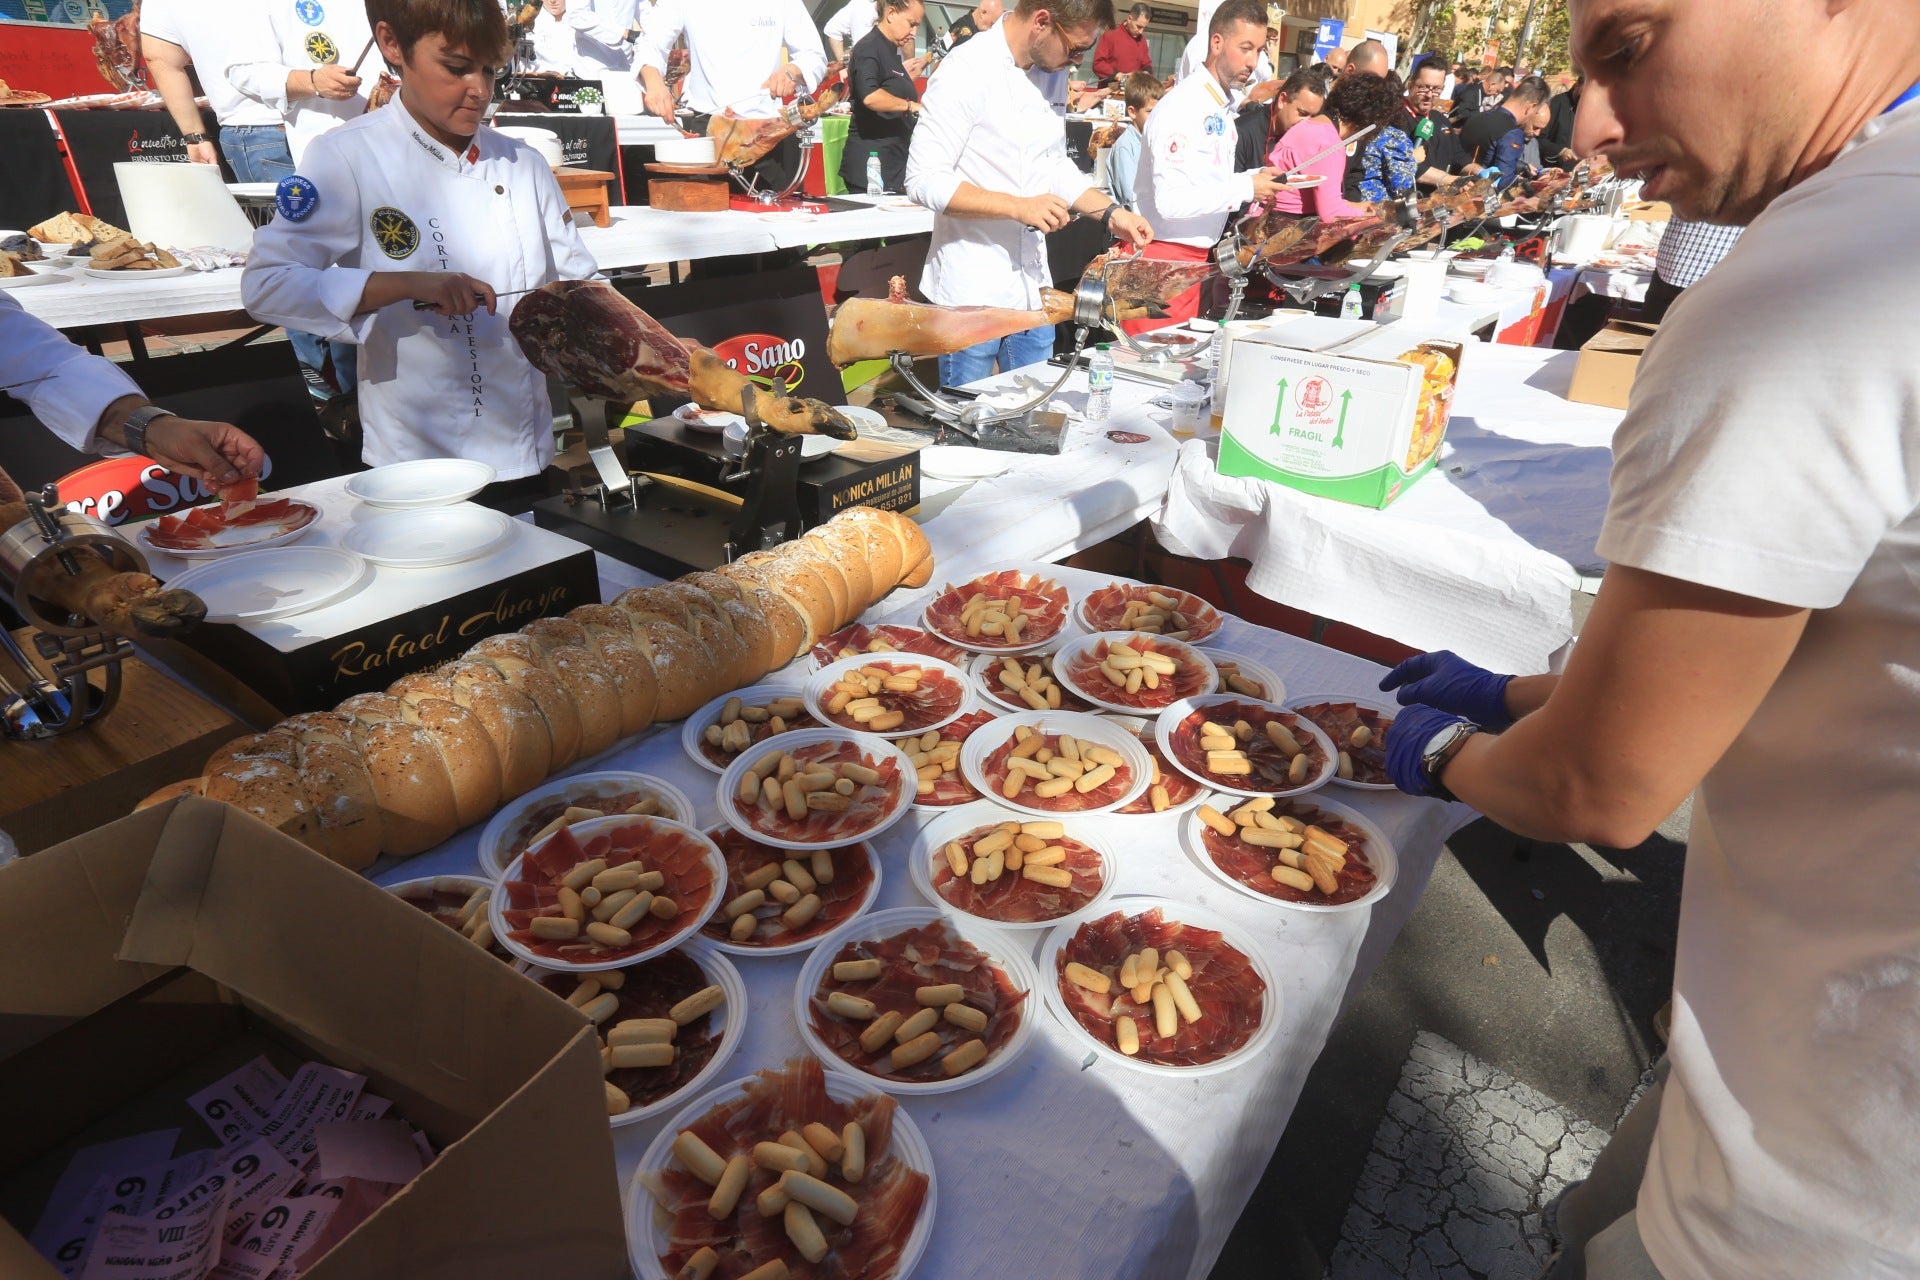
[1280,124,1375,181]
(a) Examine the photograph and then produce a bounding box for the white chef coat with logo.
[636,0,826,118]
[532,2,644,114]
[242,94,600,479]
[141,0,284,128]
[905,21,1091,310]
[226,0,376,165]
[823,0,880,51]
[1135,68,1252,248]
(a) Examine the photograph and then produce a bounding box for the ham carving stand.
[0,485,135,739]
[884,270,1111,451]
[728,95,822,206]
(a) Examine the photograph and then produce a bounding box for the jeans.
[218,124,295,183]
[938,323,1056,389]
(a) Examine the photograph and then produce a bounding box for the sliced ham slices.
[497,818,721,968]
[810,623,966,670]
[144,497,318,552]
[921,569,1070,652]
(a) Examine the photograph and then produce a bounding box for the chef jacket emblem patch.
[305,32,339,64]
[276,175,319,222]
[1204,113,1225,136]
[296,0,326,24]
[370,207,420,259]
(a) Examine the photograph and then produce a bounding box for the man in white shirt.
[1174,0,1271,86]
[141,0,288,178]
[1128,0,1287,331]
[636,0,827,188]
[2,292,264,491]
[824,0,880,62]
[1372,1,1920,1278]
[905,0,1151,386]
[530,0,645,115]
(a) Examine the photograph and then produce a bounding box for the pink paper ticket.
[187,1059,289,1148]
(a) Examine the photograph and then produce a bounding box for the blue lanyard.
[1886,80,1920,114]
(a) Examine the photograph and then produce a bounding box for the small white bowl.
[525,937,746,1125]
[1153,694,1338,801]
[957,710,1152,818]
[487,814,726,972]
[1050,631,1218,716]
[627,1068,937,1280]
[477,771,699,878]
[1038,894,1282,1077]
[1182,793,1398,914]
[715,728,918,851]
[803,653,974,738]
[906,799,1117,930]
[793,906,1039,1095]
[345,458,496,508]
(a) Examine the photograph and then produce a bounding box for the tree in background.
[1389,0,1572,76]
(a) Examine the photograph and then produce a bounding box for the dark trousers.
[1639,274,1685,323]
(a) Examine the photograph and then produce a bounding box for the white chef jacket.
[823,0,880,51]
[242,93,600,480]
[226,0,376,166]
[905,20,1092,309]
[141,0,284,128]
[0,292,142,451]
[1134,67,1252,248]
[636,0,826,118]
[532,3,645,114]
[1175,31,1271,85]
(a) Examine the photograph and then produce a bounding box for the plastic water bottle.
[1340,283,1365,320]
[866,152,884,195]
[1086,344,1114,422]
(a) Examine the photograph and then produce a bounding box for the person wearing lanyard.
[1126,0,1290,333]
[529,0,646,117]
[242,0,599,511]
[636,0,827,193]
[842,0,925,194]
[905,0,1153,388]
[1375,0,1920,1276]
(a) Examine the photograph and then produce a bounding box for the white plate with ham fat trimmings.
[806,621,968,673]
[345,457,496,508]
[1184,793,1398,914]
[382,874,522,966]
[477,771,699,878]
[526,939,746,1126]
[698,826,883,956]
[1051,631,1218,716]
[1072,581,1226,645]
[627,1056,937,1280]
[796,906,1040,1095]
[958,710,1152,817]
[967,648,1099,715]
[906,800,1116,930]
[1284,692,1397,790]
[1154,694,1338,801]
[488,814,726,973]
[1203,649,1287,704]
[716,728,917,851]
[920,567,1074,654]
[1040,895,1281,1077]
[802,654,974,738]
[679,682,820,777]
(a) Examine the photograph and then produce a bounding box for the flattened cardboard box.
[0,798,628,1280]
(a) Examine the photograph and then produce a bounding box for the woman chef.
[243,0,599,502]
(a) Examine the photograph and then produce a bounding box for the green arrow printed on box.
[1332,389,1352,449]
[1268,378,1289,435]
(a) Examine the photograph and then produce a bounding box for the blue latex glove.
[1385,703,1472,798]
[1378,650,1515,730]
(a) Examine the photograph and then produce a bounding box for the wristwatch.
[120,404,178,458]
[1420,721,1480,802]
[180,131,209,144]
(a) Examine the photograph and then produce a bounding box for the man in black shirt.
[1543,72,1583,169]
[842,0,924,193]
[1401,58,1465,187]
[1458,74,1548,173]
[942,0,1002,49]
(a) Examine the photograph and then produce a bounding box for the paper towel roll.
[113,162,254,254]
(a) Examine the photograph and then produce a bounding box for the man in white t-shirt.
[141,0,288,179]
[1373,1,1920,1278]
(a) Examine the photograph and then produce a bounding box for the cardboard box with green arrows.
[1214,327,1465,509]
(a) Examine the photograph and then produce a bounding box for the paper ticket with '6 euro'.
[187,1057,290,1147]
[206,1195,338,1280]
[74,1191,224,1280]
[251,1063,366,1166]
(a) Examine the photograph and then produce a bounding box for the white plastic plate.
[957,710,1152,817]
[918,445,1014,481]
[165,546,368,623]
[1071,580,1226,645]
[1050,631,1218,716]
[1039,894,1283,1077]
[0,271,69,290]
[1284,691,1399,792]
[794,905,1039,1095]
[680,681,809,777]
[1202,649,1287,705]
[341,503,514,568]
[136,502,320,559]
[715,728,918,851]
[1183,792,1398,914]
[701,827,883,958]
[345,458,497,508]
[477,771,700,878]
[803,654,974,738]
[627,1068,937,1280]
[671,402,739,433]
[905,799,1117,930]
[82,264,191,280]
[1153,694,1338,801]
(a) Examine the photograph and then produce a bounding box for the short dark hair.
[1324,70,1403,133]
[1408,59,1446,84]
[1128,2,1152,16]
[1122,69,1161,111]
[1208,0,1265,38]
[368,0,511,64]
[1507,74,1552,107]
[1494,65,1515,78]
[1012,0,1116,29]
[876,0,920,14]
[1278,66,1326,100]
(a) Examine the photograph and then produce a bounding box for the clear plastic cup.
[1170,381,1211,439]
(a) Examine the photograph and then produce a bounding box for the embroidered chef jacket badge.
[276,175,320,222]
[306,32,339,64]
[296,0,326,25]
[1204,113,1225,136]
[371,207,420,258]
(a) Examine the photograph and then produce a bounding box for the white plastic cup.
[1170,381,1210,438]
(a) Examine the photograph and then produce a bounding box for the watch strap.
[1422,723,1478,802]
[121,405,177,458]
[180,131,209,144]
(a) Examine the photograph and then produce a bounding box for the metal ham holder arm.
[728,93,819,205]
[883,269,1111,437]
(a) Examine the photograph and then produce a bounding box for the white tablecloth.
[1571,263,1654,303]
[1153,343,1625,674]
[372,554,1470,1280]
[9,197,930,330]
